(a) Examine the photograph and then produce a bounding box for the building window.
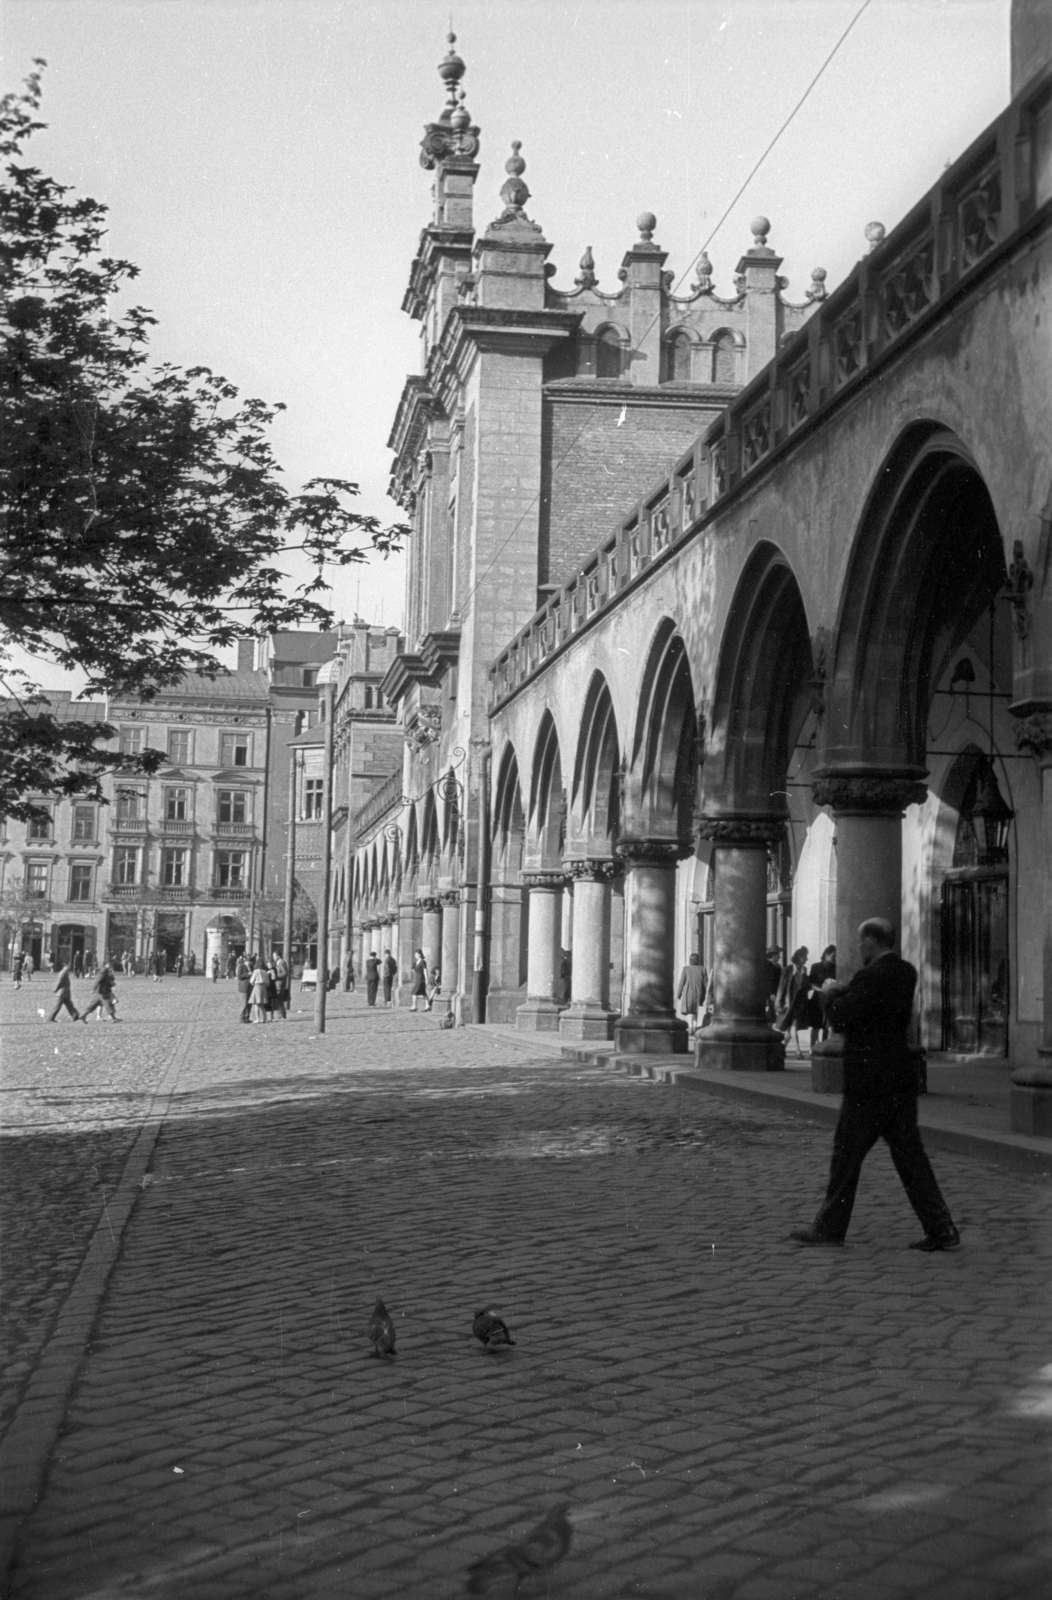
[713,331,737,384]
[25,861,50,898]
[162,848,187,887]
[667,332,692,382]
[26,809,52,841]
[120,725,145,756]
[72,805,96,843]
[220,732,250,767]
[304,778,323,820]
[116,787,145,820]
[69,863,93,902]
[214,851,245,889]
[113,846,139,886]
[375,689,384,710]
[217,789,248,824]
[165,787,189,821]
[596,326,623,379]
[303,668,318,687]
[167,728,191,764]
[364,687,373,709]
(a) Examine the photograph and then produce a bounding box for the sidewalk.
[482,1028,1052,1177]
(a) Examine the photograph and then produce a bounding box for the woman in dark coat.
[409,948,428,1013]
[806,944,837,1049]
[775,947,812,1058]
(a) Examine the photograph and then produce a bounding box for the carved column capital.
[416,896,444,916]
[694,814,786,848]
[439,889,460,907]
[812,771,927,815]
[565,858,620,883]
[521,870,569,891]
[1012,709,1052,766]
[616,838,692,867]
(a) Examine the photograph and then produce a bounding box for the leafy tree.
[0,63,406,819]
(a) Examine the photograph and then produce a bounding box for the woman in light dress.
[249,958,269,1023]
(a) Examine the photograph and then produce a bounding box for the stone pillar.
[560,860,618,1041]
[1010,710,1052,1135]
[440,890,460,1012]
[613,841,688,1055]
[809,771,927,1093]
[418,897,443,979]
[609,874,626,1014]
[486,880,526,1024]
[516,871,566,1032]
[694,816,786,1072]
[397,895,420,1005]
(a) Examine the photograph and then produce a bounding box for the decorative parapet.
[353,771,405,840]
[489,60,1052,712]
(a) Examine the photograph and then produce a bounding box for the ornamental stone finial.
[437,31,466,110]
[865,221,886,252]
[576,245,597,289]
[750,215,772,250]
[498,140,531,215]
[691,250,713,294]
[806,266,828,301]
[636,210,657,242]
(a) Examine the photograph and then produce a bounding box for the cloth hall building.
[338,21,1052,1136]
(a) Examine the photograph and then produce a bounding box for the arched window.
[596,326,623,379]
[666,331,691,382]
[713,331,738,385]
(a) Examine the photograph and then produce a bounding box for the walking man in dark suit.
[790,918,960,1252]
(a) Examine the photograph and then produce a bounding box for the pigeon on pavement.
[465,1504,573,1595]
[367,1298,396,1357]
[472,1309,516,1349]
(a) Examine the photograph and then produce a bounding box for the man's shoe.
[908,1230,961,1252]
[789,1228,844,1247]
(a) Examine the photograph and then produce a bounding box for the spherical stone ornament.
[506,140,526,176]
[864,221,886,250]
[636,211,657,241]
[438,32,466,86]
[751,215,771,247]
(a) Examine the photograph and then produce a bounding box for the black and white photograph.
[1,1,1050,1596]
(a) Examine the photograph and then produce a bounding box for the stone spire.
[419,32,480,231]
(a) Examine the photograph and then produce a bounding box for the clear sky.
[2,0,1010,691]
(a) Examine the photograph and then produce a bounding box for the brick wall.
[539,394,725,586]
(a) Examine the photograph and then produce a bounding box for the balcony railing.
[211,885,249,901]
[214,821,254,836]
[160,818,195,834]
[489,61,1051,709]
[113,816,148,833]
[107,883,144,897]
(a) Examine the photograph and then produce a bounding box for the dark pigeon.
[465,1504,573,1595]
[368,1297,396,1357]
[472,1308,515,1349]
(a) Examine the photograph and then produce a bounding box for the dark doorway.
[941,877,1009,1056]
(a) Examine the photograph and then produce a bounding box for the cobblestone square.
[2,980,1050,1598]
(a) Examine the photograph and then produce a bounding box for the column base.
[810,1037,844,1094]
[695,1025,785,1072]
[1010,1063,1052,1138]
[614,1013,689,1055]
[516,999,562,1033]
[559,1004,617,1041]
[486,988,525,1025]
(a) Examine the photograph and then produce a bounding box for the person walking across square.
[81,963,119,1023]
[790,918,959,1252]
[676,952,708,1038]
[381,948,397,1007]
[48,963,80,1022]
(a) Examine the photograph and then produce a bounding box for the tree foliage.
[0,63,407,819]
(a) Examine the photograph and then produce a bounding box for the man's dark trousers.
[366,978,379,1006]
[812,1090,956,1242]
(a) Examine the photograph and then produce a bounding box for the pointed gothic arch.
[629,619,697,840]
[570,672,621,853]
[527,711,565,868]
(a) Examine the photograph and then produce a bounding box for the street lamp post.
[283,750,297,965]
[314,672,337,1034]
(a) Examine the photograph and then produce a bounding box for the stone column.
[694,816,786,1072]
[614,841,688,1055]
[516,871,566,1032]
[1011,711,1052,1135]
[809,771,927,1093]
[609,874,626,1014]
[440,890,460,1012]
[397,895,420,1005]
[560,860,618,1040]
[418,897,444,979]
[486,880,525,1023]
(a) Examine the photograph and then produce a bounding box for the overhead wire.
[451,0,874,620]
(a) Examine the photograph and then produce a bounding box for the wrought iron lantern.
[970,757,1013,867]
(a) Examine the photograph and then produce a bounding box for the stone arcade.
[344,29,1052,1137]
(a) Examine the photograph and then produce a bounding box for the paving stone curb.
[0,994,203,1588]
[472,1027,1052,1176]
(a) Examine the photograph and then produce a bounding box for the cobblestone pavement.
[2,980,1051,1599]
